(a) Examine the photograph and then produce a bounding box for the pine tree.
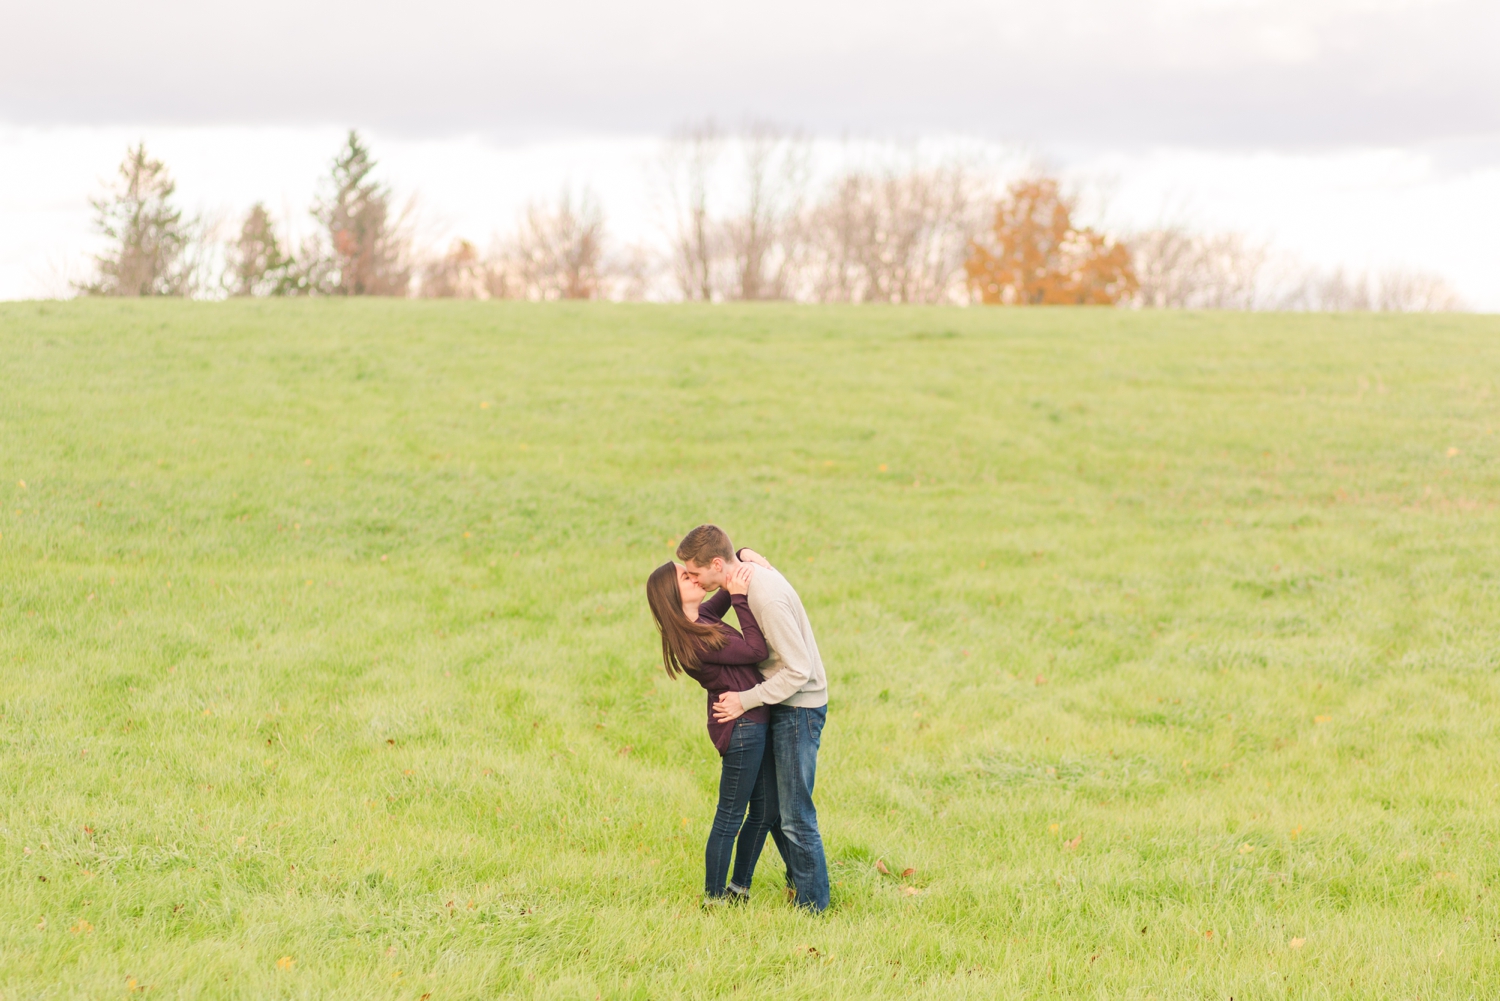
[227,203,295,296]
[77,144,190,297]
[312,131,411,296]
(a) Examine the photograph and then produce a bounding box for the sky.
[4,0,1498,305]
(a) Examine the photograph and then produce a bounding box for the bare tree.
[1130,228,1266,309]
[656,122,810,301]
[226,203,295,296]
[806,162,986,304]
[306,131,413,296]
[1374,268,1466,312]
[659,123,723,301]
[480,242,520,301]
[598,243,658,302]
[1131,227,1469,312]
[1285,267,1372,312]
[722,124,811,300]
[418,239,487,298]
[76,143,191,296]
[1274,264,1466,312]
[498,188,607,300]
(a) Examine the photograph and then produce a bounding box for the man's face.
[682,557,727,591]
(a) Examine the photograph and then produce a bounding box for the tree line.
[76,128,1465,312]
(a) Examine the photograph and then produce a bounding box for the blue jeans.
[704,719,774,897]
[769,704,829,912]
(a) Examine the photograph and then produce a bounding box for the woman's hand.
[737,548,773,570]
[724,562,756,596]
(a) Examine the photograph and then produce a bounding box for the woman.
[645,559,775,903]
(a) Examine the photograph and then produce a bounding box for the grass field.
[2,300,1499,999]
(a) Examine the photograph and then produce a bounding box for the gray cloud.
[6,0,1498,145]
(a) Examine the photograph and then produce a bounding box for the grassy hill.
[3,299,1499,998]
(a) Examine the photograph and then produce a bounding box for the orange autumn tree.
[966,178,1137,305]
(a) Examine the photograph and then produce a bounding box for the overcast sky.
[4,0,1499,304]
[9,0,1498,145]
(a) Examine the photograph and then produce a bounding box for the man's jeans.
[768,704,829,912]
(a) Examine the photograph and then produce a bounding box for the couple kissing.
[644,524,830,912]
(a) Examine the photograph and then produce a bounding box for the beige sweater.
[736,567,828,710]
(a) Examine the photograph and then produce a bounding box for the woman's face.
[675,562,706,606]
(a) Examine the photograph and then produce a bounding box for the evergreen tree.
[312,131,411,295]
[226,203,295,296]
[77,144,190,297]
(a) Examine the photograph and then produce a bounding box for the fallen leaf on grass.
[1203,929,1214,939]
[876,859,891,876]
[1034,674,1047,686]
[1049,823,1060,834]
[1063,834,1083,850]
[901,867,916,877]
[276,956,294,970]
[1239,843,1255,855]
[1314,715,1331,724]
[902,886,921,896]
[1289,937,1305,949]
[70,919,93,934]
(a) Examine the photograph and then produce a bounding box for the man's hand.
[737,548,773,570]
[724,562,756,596]
[713,690,746,722]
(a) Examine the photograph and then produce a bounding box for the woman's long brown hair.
[645,561,727,678]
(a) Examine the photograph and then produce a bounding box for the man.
[676,524,830,912]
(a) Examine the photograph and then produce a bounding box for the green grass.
[2,300,1499,999]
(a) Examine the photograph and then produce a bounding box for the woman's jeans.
[705,719,774,897]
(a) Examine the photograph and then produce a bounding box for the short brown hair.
[676,524,734,566]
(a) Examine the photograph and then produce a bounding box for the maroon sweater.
[681,591,770,755]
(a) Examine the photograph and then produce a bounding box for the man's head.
[676,524,736,590]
